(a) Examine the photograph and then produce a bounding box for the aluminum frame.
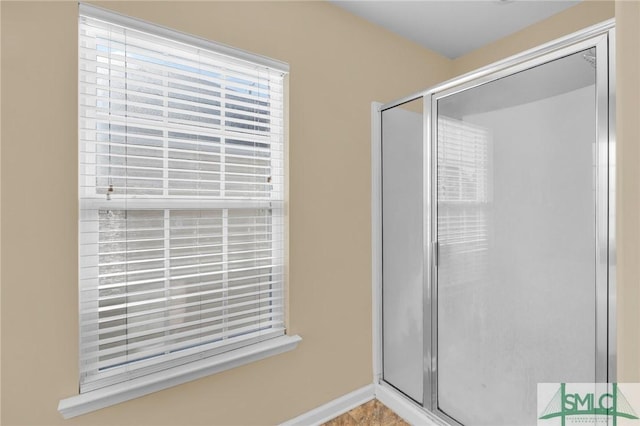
[608,27,617,384]
[375,18,616,425]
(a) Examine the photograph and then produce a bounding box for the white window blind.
[79,6,287,392]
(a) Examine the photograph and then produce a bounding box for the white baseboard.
[280,384,375,426]
[374,382,446,426]
[280,381,450,426]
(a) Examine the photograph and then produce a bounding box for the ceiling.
[329,0,581,59]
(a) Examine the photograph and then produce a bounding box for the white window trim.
[59,4,300,417]
[59,334,301,419]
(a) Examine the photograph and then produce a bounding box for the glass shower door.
[434,48,605,425]
[381,98,424,404]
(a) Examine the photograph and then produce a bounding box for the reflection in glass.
[437,117,490,290]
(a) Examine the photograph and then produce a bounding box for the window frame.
[59,4,300,418]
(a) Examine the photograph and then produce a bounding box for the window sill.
[58,334,302,419]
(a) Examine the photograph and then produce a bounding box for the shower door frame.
[374,19,616,425]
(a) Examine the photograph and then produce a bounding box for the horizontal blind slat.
[83,300,283,345]
[81,278,278,308]
[81,282,282,321]
[81,261,282,293]
[84,313,284,366]
[80,114,283,143]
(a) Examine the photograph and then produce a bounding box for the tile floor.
[322,399,409,426]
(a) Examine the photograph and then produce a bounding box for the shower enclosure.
[374,21,615,425]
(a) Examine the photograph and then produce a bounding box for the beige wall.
[615,0,640,382]
[452,1,615,75]
[0,2,451,425]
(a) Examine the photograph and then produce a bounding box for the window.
[78,5,289,394]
